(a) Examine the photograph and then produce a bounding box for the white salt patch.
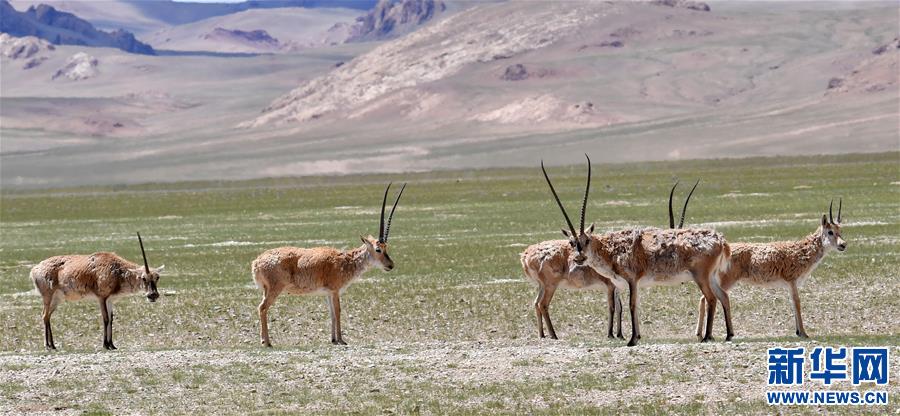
[719,192,772,198]
[793,185,812,190]
[601,200,630,206]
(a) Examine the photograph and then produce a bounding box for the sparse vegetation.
[0,153,897,414]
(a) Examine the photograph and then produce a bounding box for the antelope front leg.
[539,284,558,340]
[106,299,117,350]
[788,282,809,338]
[330,292,346,345]
[99,297,113,350]
[627,279,639,347]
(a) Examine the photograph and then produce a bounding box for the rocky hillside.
[0,0,154,54]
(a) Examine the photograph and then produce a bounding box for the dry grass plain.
[0,153,898,414]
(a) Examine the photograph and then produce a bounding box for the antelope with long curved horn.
[252,183,407,346]
[30,232,164,350]
[541,160,731,346]
[520,155,624,340]
[697,199,846,339]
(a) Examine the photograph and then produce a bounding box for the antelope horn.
[378,183,391,242]
[679,179,699,229]
[829,199,834,224]
[137,232,150,274]
[580,154,591,233]
[383,183,406,242]
[668,181,678,229]
[837,198,842,223]
[541,161,579,245]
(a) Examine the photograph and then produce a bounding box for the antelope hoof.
[549,334,558,340]
[607,333,615,340]
[627,338,638,347]
[332,339,347,346]
[46,344,56,351]
[726,334,734,342]
[701,336,715,343]
[261,340,272,348]
[108,343,117,350]
[797,332,809,339]
[617,334,625,340]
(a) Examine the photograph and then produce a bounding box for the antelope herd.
[28,157,848,350]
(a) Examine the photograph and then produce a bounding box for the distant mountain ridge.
[0,0,154,54]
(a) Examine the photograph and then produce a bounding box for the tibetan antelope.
[252,183,406,346]
[696,199,847,339]
[521,155,624,340]
[541,159,731,346]
[30,233,163,350]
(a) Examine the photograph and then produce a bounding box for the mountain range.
[0,0,897,188]
[1,0,154,54]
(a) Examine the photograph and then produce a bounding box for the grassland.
[0,152,898,414]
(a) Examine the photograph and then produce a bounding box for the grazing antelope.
[30,233,163,350]
[696,199,847,339]
[541,159,731,346]
[521,155,624,340]
[253,183,406,346]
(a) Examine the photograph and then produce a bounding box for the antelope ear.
[586,223,595,234]
[561,229,571,237]
[821,215,828,227]
[155,265,165,273]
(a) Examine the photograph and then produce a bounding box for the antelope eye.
[375,248,382,253]
[828,230,834,236]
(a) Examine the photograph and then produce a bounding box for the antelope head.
[361,182,406,272]
[541,155,594,266]
[134,232,164,302]
[821,198,846,252]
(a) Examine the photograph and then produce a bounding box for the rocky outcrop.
[348,0,446,42]
[52,52,98,81]
[0,0,155,55]
[0,33,54,59]
[0,33,55,69]
[652,0,711,12]
[203,27,281,50]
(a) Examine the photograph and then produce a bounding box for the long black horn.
[679,179,699,229]
[137,232,150,274]
[383,183,406,242]
[541,161,579,241]
[378,183,391,242]
[837,198,842,223]
[668,181,678,229]
[829,199,834,224]
[580,154,591,232]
